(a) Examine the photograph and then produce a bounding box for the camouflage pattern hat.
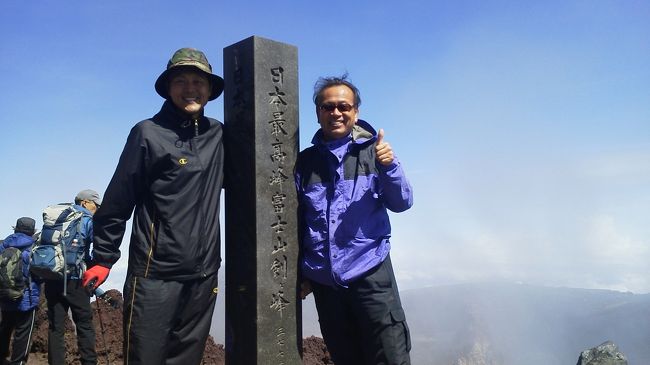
[155,48,224,101]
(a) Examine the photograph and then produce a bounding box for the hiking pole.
[94,291,111,365]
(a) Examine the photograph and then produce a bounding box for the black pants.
[44,279,97,365]
[122,273,219,365]
[0,308,36,365]
[312,256,411,365]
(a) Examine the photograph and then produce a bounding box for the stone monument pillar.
[223,36,301,364]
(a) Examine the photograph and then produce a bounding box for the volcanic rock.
[576,341,628,365]
[24,289,330,364]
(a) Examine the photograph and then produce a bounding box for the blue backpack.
[30,204,87,284]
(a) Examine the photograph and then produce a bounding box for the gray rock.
[576,341,628,365]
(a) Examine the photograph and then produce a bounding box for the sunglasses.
[85,200,100,208]
[319,102,355,112]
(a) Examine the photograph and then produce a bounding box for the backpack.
[30,204,87,281]
[0,247,27,300]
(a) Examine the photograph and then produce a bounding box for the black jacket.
[93,101,224,280]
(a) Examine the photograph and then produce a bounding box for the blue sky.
[1,0,649,298]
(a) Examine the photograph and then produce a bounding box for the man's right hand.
[82,264,111,293]
[300,280,313,300]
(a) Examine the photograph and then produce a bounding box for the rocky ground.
[19,289,332,365]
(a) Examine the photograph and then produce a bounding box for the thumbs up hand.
[375,128,394,166]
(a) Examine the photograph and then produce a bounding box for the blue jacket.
[295,120,413,287]
[0,233,40,311]
[70,204,94,279]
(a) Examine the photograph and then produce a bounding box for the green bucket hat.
[155,48,224,101]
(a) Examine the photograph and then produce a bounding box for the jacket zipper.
[192,118,208,276]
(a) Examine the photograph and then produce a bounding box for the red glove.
[82,265,111,291]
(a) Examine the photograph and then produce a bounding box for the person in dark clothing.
[82,47,225,365]
[44,190,101,365]
[295,75,413,365]
[0,217,40,365]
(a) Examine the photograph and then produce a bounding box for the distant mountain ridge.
[210,281,650,364]
[401,282,650,364]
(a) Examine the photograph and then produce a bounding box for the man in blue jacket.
[295,75,413,365]
[0,217,40,365]
[44,189,100,365]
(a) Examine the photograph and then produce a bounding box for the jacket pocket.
[390,308,412,352]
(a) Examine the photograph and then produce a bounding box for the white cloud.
[581,150,650,180]
[584,214,647,263]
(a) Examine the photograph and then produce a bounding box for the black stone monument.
[223,36,301,364]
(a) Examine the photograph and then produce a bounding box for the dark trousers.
[122,273,219,365]
[44,279,97,365]
[312,256,411,365]
[0,308,36,365]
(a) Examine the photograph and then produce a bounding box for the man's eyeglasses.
[319,102,355,112]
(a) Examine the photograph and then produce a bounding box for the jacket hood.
[2,233,34,250]
[311,119,377,146]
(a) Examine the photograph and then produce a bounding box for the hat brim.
[12,226,35,235]
[155,66,224,101]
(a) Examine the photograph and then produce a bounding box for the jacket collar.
[73,204,93,216]
[2,233,34,249]
[154,100,208,131]
[311,119,377,147]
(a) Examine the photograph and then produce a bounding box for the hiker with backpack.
[82,47,225,365]
[0,217,40,365]
[42,189,101,365]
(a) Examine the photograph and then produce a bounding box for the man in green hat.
[83,47,225,364]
